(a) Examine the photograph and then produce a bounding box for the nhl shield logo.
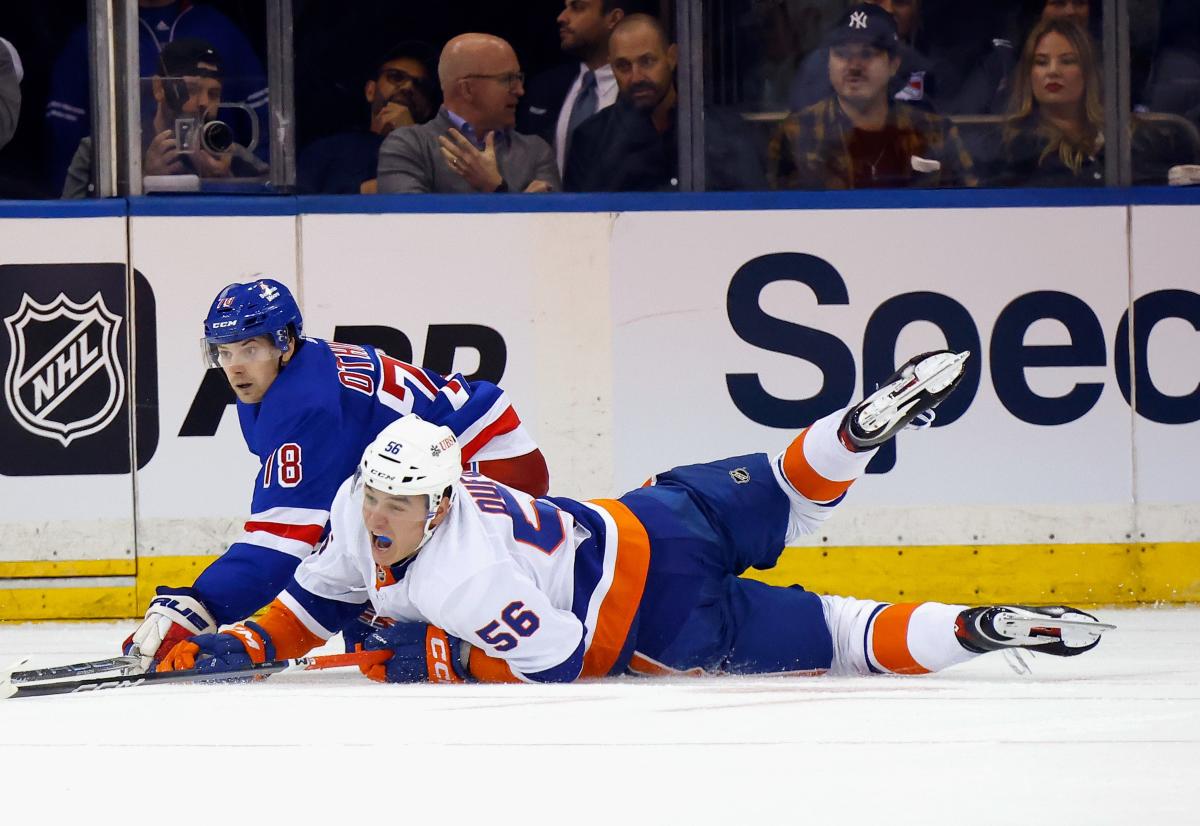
[3,292,126,447]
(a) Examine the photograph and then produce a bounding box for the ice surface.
[1,608,1197,824]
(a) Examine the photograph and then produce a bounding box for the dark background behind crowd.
[0,0,1197,198]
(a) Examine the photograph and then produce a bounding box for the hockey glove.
[123,586,218,672]
[361,623,470,684]
[156,622,276,674]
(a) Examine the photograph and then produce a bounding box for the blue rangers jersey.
[191,338,538,625]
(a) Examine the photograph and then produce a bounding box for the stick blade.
[0,658,29,684]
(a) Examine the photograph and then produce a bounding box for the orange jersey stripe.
[254,599,328,660]
[871,603,931,675]
[781,428,856,503]
[581,499,651,678]
[467,646,522,683]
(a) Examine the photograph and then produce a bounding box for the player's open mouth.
[371,533,393,556]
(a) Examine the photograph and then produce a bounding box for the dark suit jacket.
[516,63,579,146]
[565,99,769,192]
[564,99,677,192]
[377,108,560,194]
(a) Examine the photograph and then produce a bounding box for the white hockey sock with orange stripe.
[820,595,979,676]
[771,409,875,543]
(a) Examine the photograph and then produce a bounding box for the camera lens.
[199,120,234,154]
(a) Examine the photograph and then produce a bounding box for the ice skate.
[840,349,970,450]
[955,605,1115,657]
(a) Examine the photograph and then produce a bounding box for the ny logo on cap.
[850,10,869,28]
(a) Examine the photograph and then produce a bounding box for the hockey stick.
[7,655,142,683]
[1,649,391,700]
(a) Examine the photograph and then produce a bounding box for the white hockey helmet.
[359,415,462,527]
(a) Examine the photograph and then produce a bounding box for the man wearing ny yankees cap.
[767,3,977,191]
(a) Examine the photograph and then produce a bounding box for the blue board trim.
[0,186,1197,219]
[0,199,128,218]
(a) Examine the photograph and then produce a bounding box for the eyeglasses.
[380,68,426,88]
[460,72,525,90]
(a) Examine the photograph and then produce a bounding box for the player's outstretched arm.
[359,623,471,683]
[157,597,331,673]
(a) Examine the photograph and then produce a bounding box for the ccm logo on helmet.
[211,320,237,329]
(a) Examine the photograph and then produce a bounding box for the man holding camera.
[142,38,265,181]
[62,38,265,197]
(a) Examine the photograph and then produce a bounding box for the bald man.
[377,33,560,194]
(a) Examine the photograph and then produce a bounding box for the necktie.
[565,70,598,152]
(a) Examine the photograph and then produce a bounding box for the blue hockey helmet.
[203,278,302,366]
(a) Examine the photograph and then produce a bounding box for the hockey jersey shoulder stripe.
[579,499,650,678]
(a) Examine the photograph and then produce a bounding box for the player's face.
[1031,32,1085,110]
[362,488,438,565]
[216,335,284,404]
[828,43,899,108]
[610,27,677,112]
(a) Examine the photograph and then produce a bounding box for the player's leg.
[821,595,1113,675]
[773,349,969,544]
[630,577,835,676]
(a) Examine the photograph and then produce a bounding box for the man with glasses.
[769,4,976,190]
[299,41,439,194]
[377,33,559,194]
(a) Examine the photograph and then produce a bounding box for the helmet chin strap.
[414,487,454,551]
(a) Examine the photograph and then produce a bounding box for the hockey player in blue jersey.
[161,350,1112,683]
[125,278,549,670]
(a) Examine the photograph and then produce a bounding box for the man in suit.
[517,0,628,175]
[377,33,559,194]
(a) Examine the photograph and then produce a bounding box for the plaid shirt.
[768,97,978,190]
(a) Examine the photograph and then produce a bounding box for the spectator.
[769,4,976,190]
[564,14,767,192]
[990,18,1197,187]
[1143,0,1200,125]
[0,36,20,151]
[377,33,559,194]
[62,38,267,198]
[46,0,267,195]
[298,41,439,194]
[1040,0,1089,25]
[790,0,938,113]
[517,0,627,176]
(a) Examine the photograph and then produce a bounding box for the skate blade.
[998,616,1116,647]
[859,351,970,432]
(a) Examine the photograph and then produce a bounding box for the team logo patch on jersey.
[3,292,125,447]
[729,467,751,484]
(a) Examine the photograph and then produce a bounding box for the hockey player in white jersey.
[159,351,1113,683]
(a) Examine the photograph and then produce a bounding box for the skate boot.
[840,350,970,450]
[955,605,1115,657]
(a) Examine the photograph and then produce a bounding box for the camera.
[174,117,235,154]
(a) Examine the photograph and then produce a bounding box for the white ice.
[1,608,1197,825]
